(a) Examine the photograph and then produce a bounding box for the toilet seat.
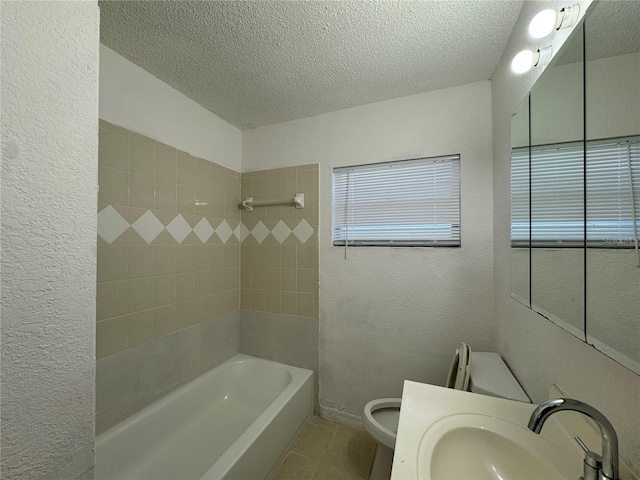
[363,348,525,449]
[363,398,401,449]
[445,342,471,391]
[363,343,472,451]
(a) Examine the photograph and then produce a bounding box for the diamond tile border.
[98,206,129,244]
[166,214,192,243]
[234,223,250,243]
[216,220,233,244]
[193,218,214,243]
[293,219,314,243]
[97,205,315,246]
[271,220,292,244]
[251,221,270,244]
[131,210,164,244]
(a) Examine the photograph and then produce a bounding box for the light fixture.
[528,4,580,39]
[529,9,558,38]
[511,46,553,74]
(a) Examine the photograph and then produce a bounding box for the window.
[511,138,639,247]
[332,155,461,247]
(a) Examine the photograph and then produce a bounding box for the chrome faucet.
[527,398,619,480]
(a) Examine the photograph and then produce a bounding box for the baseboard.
[318,404,364,429]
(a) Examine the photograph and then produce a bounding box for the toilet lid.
[446,342,471,390]
[468,352,530,402]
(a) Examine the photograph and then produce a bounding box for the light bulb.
[511,47,553,75]
[529,9,558,39]
[511,49,537,74]
[528,5,580,39]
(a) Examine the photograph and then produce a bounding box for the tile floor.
[272,416,377,480]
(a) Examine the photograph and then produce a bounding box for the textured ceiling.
[100,0,524,130]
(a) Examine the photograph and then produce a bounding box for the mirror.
[585,1,640,372]
[530,22,585,338]
[510,1,640,374]
[510,95,530,307]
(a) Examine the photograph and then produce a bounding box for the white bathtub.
[95,354,314,480]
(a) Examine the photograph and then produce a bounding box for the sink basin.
[417,414,574,480]
[390,382,639,480]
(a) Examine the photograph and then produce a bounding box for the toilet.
[362,343,530,480]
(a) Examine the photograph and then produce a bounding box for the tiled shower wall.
[238,165,320,389]
[96,120,241,433]
[239,165,319,317]
[96,122,320,432]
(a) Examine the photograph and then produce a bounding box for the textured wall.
[99,45,242,171]
[0,2,99,479]
[96,122,242,433]
[243,81,496,423]
[491,0,640,468]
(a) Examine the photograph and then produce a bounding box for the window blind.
[587,140,639,246]
[332,155,461,247]
[531,142,586,244]
[511,138,639,247]
[511,147,530,245]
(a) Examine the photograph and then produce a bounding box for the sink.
[417,414,574,480]
[389,380,587,480]
[392,382,637,480]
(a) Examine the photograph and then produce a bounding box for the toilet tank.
[468,352,530,403]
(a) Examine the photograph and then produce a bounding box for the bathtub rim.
[95,353,313,479]
[200,355,313,479]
